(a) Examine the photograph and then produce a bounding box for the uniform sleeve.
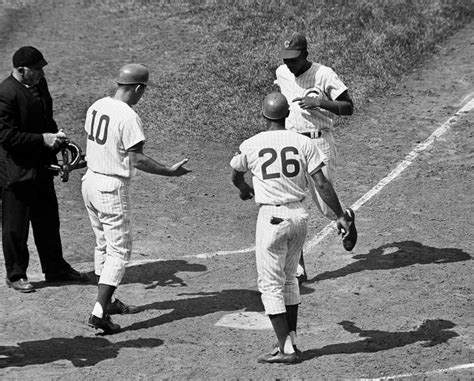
[122,114,146,151]
[303,138,326,175]
[323,67,348,101]
[229,143,248,172]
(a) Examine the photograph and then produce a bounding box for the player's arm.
[293,90,353,116]
[231,169,254,200]
[310,167,350,235]
[127,142,190,177]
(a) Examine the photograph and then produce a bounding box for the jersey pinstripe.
[230,130,326,205]
[275,63,347,133]
[84,97,145,178]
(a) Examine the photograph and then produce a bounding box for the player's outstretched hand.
[170,158,191,176]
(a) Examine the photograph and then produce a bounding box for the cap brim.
[29,59,48,69]
[279,49,303,59]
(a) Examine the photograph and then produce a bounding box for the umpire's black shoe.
[342,208,358,251]
[45,268,89,283]
[6,278,34,293]
[88,314,121,334]
[107,298,140,315]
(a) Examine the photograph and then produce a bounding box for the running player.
[82,63,191,334]
[230,92,350,364]
[274,32,358,283]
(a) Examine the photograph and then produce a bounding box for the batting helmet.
[262,92,289,120]
[117,63,149,85]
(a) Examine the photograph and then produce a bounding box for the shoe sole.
[88,322,121,335]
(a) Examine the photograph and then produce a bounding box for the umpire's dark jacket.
[0,74,58,190]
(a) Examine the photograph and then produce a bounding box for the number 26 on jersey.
[260,146,300,180]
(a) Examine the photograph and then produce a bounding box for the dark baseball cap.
[279,32,308,59]
[12,46,48,68]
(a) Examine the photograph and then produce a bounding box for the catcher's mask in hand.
[49,140,87,182]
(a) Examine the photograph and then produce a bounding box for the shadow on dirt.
[310,241,471,282]
[302,319,458,361]
[0,336,163,368]
[31,259,207,290]
[122,289,263,332]
[121,260,208,289]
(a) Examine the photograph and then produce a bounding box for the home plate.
[215,312,272,330]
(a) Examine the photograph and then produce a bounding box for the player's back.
[239,129,323,205]
[84,97,143,178]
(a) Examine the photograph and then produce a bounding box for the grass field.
[1,0,472,143]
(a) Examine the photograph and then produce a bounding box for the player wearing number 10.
[230,92,350,363]
[81,63,191,334]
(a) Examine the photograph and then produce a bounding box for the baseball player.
[82,63,191,334]
[274,32,358,283]
[230,92,351,364]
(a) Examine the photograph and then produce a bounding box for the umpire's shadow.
[309,241,471,283]
[0,336,163,369]
[302,319,458,361]
[122,288,263,332]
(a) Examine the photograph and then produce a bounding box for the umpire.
[0,46,88,292]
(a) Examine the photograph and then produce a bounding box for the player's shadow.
[310,241,471,282]
[32,259,207,290]
[121,288,263,332]
[302,319,458,361]
[120,259,208,289]
[0,336,163,369]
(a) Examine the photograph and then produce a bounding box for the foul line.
[360,363,474,380]
[187,95,474,259]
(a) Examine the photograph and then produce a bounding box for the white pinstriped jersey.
[230,130,326,205]
[275,63,347,133]
[84,97,145,178]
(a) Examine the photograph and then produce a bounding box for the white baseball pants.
[256,202,308,315]
[307,130,344,220]
[81,170,132,287]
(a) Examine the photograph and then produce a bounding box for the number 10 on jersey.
[87,110,109,145]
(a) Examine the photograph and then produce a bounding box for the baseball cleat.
[257,349,299,364]
[342,208,357,251]
[107,298,140,315]
[88,314,121,334]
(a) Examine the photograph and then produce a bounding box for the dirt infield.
[1,6,473,381]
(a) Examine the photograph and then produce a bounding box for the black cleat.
[342,208,358,251]
[88,314,121,334]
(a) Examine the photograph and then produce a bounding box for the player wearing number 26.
[230,92,350,364]
[82,63,190,334]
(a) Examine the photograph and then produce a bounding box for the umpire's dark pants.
[2,169,69,281]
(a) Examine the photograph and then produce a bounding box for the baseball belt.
[299,130,322,139]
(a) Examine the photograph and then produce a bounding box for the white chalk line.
[361,363,474,380]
